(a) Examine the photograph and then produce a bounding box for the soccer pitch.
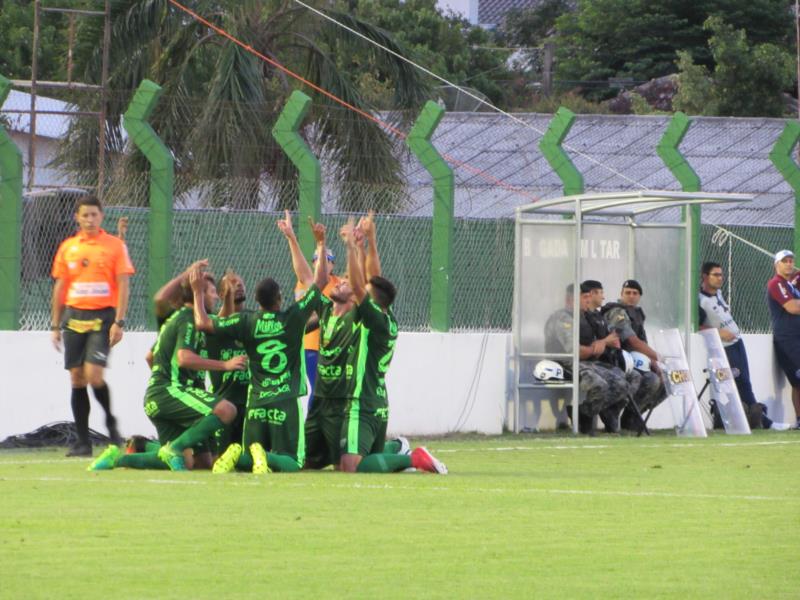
[1,433,797,599]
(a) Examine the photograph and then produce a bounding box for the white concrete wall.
[0,331,794,442]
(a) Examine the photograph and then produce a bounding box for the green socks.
[170,415,224,452]
[383,440,401,454]
[267,453,301,472]
[116,451,168,470]
[356,454,412,473]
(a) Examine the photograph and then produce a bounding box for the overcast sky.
[437,0,471,19]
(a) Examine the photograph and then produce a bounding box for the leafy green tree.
[57,0,431,211]
[553,0,793,100]
[0,0,69,80]
[673,16,793,117]
[342,0,511,107]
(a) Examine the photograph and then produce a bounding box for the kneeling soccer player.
[198,212,329,474]
[337,217,446,475]
[89,271,246,472]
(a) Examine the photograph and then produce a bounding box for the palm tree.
[55,0,431,211]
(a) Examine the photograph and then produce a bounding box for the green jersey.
[212,285,322,406]
[204,309,252,403]
[315,297,360,400]
[353,297,398,411]
[148,306,206,390]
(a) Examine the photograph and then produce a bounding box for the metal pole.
[572,199,582,434]
[67,13,75,84]
[97,0,111,200]
[28,0,40,191]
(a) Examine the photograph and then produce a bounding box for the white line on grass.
[0,439,797,465]
[434,439,800,453]
[0,475,793,502]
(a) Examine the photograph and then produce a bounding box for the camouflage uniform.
[603,303,666,412]
[544,308,631,417]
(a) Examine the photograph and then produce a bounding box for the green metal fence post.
[406,100,454,332]
[123,79,173,329]
[657,112,701,330]
[272,90,321,258]
[0,75,23,330]
[768,121,800,257]
[539,107,584,195]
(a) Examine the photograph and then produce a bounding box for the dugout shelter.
[512,190,753,434]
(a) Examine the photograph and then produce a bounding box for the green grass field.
[1,432,798,599]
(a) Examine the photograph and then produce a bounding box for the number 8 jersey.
[212,285,323,407]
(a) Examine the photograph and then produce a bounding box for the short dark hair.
[255,277,281,310]
[181,273,215,303]
[580,280,603,294]
[701,261,721,276]
[75,195,103,213]
[368,276,397,309]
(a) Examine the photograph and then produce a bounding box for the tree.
[341,0,511,108]
[673,17,794,117]
[0,0,69,81]
[553,0,793,100]
[56,0,432,211]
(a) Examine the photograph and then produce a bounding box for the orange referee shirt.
[51,228,136,310]
[295,274,341,352]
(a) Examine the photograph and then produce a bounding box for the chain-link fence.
[699,223,794,334]
[5,86,797,333]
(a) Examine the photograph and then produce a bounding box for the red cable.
[167,0,539,202]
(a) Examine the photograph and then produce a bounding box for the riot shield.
[653,329,707,437]
[698,329,751,435]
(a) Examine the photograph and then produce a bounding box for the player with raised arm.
[89,270,247,471]
[338,218,446,474]
[197,212,328,473]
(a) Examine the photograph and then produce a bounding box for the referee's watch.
[114,319,126,328]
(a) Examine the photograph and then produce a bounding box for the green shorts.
[340,400,389,457]
[144,384,218,446]
[242,397,304,467]
[304,397,347,469]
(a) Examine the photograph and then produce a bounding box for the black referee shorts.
[60,306,115,369]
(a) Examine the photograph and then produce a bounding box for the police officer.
[581,280,636,433]
[602,279,666,431]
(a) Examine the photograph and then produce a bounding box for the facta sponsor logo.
[249,407,287,424]
[319,364,343,378]
[375,407,389,419]
[254,318,284,337]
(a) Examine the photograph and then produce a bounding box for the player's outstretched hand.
[225,355,248,371]
[219,268,241,301]
[277,210,295,238]
[189,263,205,293]
[357,210,375,239]
[309,217,326,245]
[340,218,356,245]
[185,259,209,277]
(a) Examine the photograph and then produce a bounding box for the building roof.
[1,89,74,139]
[383,112,796,227]
[477,0,542,27]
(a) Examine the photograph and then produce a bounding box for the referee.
[50,196,135,456]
